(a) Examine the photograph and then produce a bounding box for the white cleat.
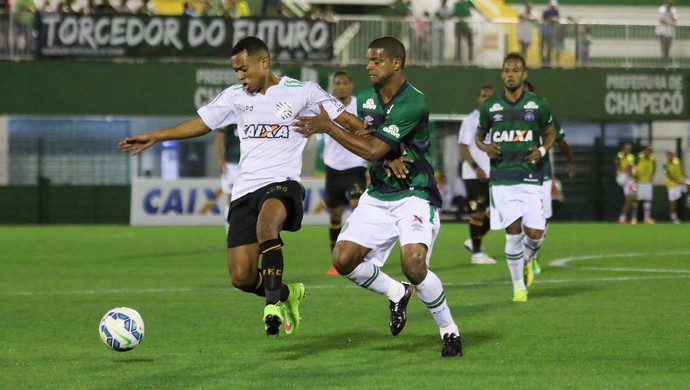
[463,238,473,253]
[471,252,497,265]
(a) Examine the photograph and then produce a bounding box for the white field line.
[3,251,690,297]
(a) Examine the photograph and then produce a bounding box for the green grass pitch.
[1,223,689,389]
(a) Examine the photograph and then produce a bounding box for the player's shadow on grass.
[268,330,498,360]
[113,357,156,363]
[531,284,600,298]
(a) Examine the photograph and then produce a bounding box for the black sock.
[250,269,266,297]
[328,224,341,253]
[260,238,284,305]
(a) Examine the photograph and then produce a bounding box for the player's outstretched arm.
[118,117,211,155]
[295,104,391,162]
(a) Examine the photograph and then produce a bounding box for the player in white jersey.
[458,85,496,265]
[118,36,347,337]
[323,71,368,275]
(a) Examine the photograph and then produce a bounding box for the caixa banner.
[130,178,332,226]
[35,13,334,60]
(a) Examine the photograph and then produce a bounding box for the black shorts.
[226,180,305,248]
[464,179,489,212]
[324,166,367,209]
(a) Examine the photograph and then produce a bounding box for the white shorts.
[542,179,553,219]
[668,185,687,202]
[337,191,440,268]
[489,183,546,231]
[636,182,653,201]
[616,173,637,195]
[221,163,240,195]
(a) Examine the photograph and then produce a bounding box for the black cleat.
[263,303,284,336]
[441,333,463,357]
[389,282,414,336]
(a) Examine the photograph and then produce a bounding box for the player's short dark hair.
[231,36,270,59]
[478,85,494,96]
[333,70,351,82]
[369,36,406,68]
[503,52,526,70]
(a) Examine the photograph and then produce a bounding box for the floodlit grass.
[1,223,689,389]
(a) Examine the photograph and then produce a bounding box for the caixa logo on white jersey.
[143,187,222,215]
[243,124,290,138]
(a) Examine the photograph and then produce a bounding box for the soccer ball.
[99,307,145,352]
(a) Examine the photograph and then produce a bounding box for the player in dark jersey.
[296,36,462,357]
[475,52,555,302]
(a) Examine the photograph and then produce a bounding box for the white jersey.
[457,109,490,179]
[323,96,368,171]
[198,76,345,200]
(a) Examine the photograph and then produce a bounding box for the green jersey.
[477,91,553,186]
[357,81,442,208]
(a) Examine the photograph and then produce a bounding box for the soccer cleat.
[283,283,305,335]
[631,217,638,225]
[463,238,473,253]
[263,303,285,336]
[672,218,681,225]
[513,288,528,302]
[644,218,655,225]
[389,282,414,336]
[618,217,627,224]
[524,262,534,287]
[327,265,339,275]
[532,258,542,275]
[471,252,497,265]
[441,333,463,357]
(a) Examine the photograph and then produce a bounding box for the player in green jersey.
[475,52,556,302]
[296,36,462,357]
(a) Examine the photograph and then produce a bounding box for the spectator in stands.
[136,0,156,15]
[517,2,538,61]
[433,0,453,64]
[656,1,678,67]
[260,0,280,17]
[114,0,132,13]
[540,0,560,67]
[57,0,77,13]
[96,0,116,13]
[453,0,474,64]
[389,0,411,17]
[182,2,197,17]
[412,11,432,62]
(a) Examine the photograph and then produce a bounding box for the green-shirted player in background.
[295,36,463,357]
[475,52,555,302]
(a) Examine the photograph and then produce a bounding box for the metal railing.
[2,12,689,68]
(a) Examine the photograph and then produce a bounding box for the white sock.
[523,235,544,263]
[643,202,652,220]
[415,270,456,332]
[506,234,526,292]
[346,262,401,300]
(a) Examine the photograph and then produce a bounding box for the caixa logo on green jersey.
[243,124,290,138]
[144,187,222,215]
[493,129,534,143]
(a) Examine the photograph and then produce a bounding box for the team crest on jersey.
[363,98,377,110]
[489,103,503,112]
[523,101,539,109]
[524,111,535,121]
[243,124,290,138]
[276,101,293,120]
